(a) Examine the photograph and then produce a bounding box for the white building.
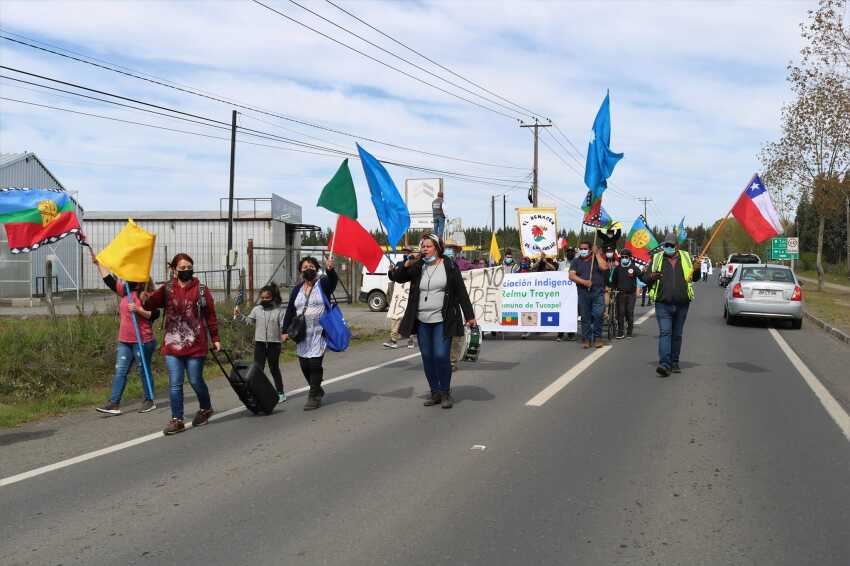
[82,194,316,292]
[0,152,84,299]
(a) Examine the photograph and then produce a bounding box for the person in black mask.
[282,256,337,410]
[565,247,576,263]
[234,283,287,402]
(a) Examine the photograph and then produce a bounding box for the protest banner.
[517,207,558,258]
[486,271,577,333]
[387,266,504,325]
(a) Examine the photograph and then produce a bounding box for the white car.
[719,253,761,287]
[359,253,405,312]
[722,264,803,329]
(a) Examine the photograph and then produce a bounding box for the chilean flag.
[731,174,783,243]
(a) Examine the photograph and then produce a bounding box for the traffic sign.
[770,237,799,261]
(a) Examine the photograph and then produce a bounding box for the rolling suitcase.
[210,349,278,415]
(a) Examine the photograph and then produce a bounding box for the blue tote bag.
[317,285,351,352]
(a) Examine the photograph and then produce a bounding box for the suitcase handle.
[209,347,239,379]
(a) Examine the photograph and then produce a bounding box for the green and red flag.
[318,159,383,272]
[0,187,85,253]
[624,215,660,267]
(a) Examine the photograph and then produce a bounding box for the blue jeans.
[165,355,211,420]
[433,216,445,238]
[110,340,157,404]
[417,321,453,393]
[578,290,605,342]
[655,302,690,368]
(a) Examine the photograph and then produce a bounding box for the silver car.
[722,264,803,329]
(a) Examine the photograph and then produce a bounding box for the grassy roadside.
[798,270,850,288]
[803,286,850,336]
[0,314,384,428]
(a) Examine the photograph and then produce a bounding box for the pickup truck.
[719,253,761,287]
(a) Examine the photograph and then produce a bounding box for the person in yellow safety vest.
[641,233,702,377]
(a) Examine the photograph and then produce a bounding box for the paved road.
[2,288,849,565]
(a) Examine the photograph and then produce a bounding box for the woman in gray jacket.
[234,283,287,402]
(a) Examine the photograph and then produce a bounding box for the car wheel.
[790,318,802,330]
[725,311,737,326]
[367,290,388,312]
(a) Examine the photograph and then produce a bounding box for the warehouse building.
[0,152,84,300]
[82,194,317,293]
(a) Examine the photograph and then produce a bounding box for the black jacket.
[388,257,474,338]
[610,264,641,293]
[281,269,339,332]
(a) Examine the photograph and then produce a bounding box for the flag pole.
[124,281,154,402]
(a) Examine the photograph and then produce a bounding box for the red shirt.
[145,278,219,358]
[116,283,155,344]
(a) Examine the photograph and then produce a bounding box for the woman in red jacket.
[144,253,221,436]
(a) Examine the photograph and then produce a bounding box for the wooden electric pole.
[520,118,552,208]
[638,197,653,222]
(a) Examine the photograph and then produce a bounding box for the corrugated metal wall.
[82,218,283,290]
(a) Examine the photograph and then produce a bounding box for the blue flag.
[583,92,624,200]
[677,217,687,244]
[356,144,410,248]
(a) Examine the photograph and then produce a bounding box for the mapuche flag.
[581,92,623,227]
[731,174,783,243]
[624,215,660,267]
[318,159,383,273]
[0,187,85,253]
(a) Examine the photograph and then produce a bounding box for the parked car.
[359,253,405,312]
[722,264,803,329]
[719,253,761,286]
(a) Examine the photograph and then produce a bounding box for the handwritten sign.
[387,266,504,323]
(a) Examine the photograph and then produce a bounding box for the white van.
[359,253,405,312]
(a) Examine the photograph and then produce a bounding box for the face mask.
[444,248,455,258]
[663,245,676,256]
[606,252,614,259]
[177,269,193,282]
[423,255,437,264]
[579,249,590,258]
[302,268,317,281]
[260,300,274,309]
[504,257,514,265]
[621,258,631,267]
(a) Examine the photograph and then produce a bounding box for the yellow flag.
[489,232,501,264]
[96,219,156,283]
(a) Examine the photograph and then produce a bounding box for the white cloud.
[0,0,813,234]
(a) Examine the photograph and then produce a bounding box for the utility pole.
[519,118,552,208]
[491,195,496,234]
[226,109,237,300]
[503,194,507,230]
[638,197,653,221]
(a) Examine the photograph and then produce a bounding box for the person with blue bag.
[281,256,338,411]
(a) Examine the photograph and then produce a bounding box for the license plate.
[755,289,777,297]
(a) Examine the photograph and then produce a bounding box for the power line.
[322,0,547,120]
[249,0,522,121]
[0,33,527,170]
[284,0,533,120]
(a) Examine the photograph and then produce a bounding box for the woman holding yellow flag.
[90,252,158,416]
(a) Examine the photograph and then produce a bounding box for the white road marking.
[526,346,612,407]
[769,328,850,444]
[0,352,420,489]
[635,308,655,326]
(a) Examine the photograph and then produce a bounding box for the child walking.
[234,283,287,402]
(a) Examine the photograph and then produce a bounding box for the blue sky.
[0,0,813,233]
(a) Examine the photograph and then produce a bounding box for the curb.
[804,310,850,345]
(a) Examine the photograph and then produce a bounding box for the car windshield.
[740,267,795,283]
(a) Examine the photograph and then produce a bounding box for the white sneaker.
[407,340,415,349]
[383,341,399,349]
